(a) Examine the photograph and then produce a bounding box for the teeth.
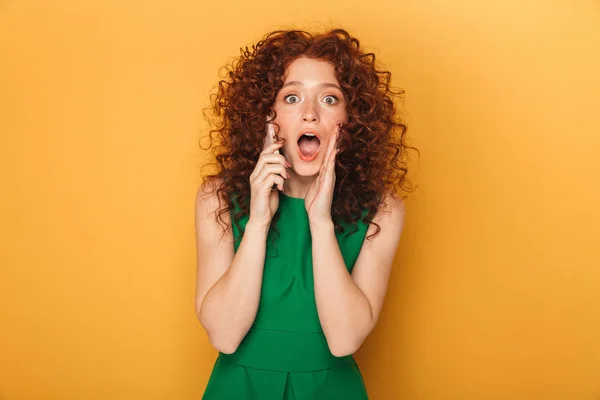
[303,133,316,137]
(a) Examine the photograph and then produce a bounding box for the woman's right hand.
[248,139,290,227]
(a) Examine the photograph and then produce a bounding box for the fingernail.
[285,161,291,168]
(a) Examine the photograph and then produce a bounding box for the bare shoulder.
[194,177,235,316]
[378,189,405,217]
[196,178,232,232]
[350,188,406,328]
[196,177,225,215]
[365,189,406,239]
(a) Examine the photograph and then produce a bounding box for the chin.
[282,146,323,176]
[293,167,319,177]
[289,159,321,176]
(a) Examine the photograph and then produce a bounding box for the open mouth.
[297,133,321,161]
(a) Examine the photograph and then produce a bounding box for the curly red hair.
[200,28,418,243]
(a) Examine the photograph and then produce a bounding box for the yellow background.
[1,0,599,398]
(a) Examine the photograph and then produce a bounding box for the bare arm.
[194,182,270,354]
[311,192,405,357]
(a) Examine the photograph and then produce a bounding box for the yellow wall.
[1,0,599,398]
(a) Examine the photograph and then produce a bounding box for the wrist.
[309,218,334,232]
[246,218,271,235]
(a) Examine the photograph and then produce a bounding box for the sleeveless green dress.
[202,191,370,399]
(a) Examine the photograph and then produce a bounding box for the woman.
[195,28,416,399]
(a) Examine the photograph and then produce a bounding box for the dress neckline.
[279,192,305,203]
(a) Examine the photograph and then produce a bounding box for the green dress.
[202,192,370,399]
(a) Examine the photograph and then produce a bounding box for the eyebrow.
[281,81,343,92]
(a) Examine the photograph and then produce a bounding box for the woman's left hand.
[305,124,340,225]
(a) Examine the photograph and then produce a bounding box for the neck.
[283,170,316,199]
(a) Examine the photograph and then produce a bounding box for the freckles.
[336,115,349,126]
[273,113,294,137]
[333,108,348,120]
[276,113,292,126]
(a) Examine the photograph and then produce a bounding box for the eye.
[323,95,339,105]
[284,94,300,104]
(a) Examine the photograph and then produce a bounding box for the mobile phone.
[263,113,279,153]
[264,113,280,191]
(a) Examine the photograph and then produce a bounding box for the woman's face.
[272,57,348,176]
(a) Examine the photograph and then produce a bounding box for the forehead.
[283,57,339,84]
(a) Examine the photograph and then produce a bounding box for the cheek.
[274,115,293,133]
[334,109,349,124]
[273,110,297,131]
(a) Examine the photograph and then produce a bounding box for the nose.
[301,99,319,123]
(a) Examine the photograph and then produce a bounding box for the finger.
[324,137,339,182]
[268,174,285,192]
[260,153,291,167]
[260,140,286,156]
[326,128,336,161]
[322,134,336,172]
[252,149,285,180]
[319,156,326,177]
[251,159,289,183]
[261,172,285,192]
[331,149,338,178]
[334,125,340,150]
[256,164,290,184]
[325,125,339,164]
[323,148,335,183]
[321,125,339,177]
[327,150,337,175]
